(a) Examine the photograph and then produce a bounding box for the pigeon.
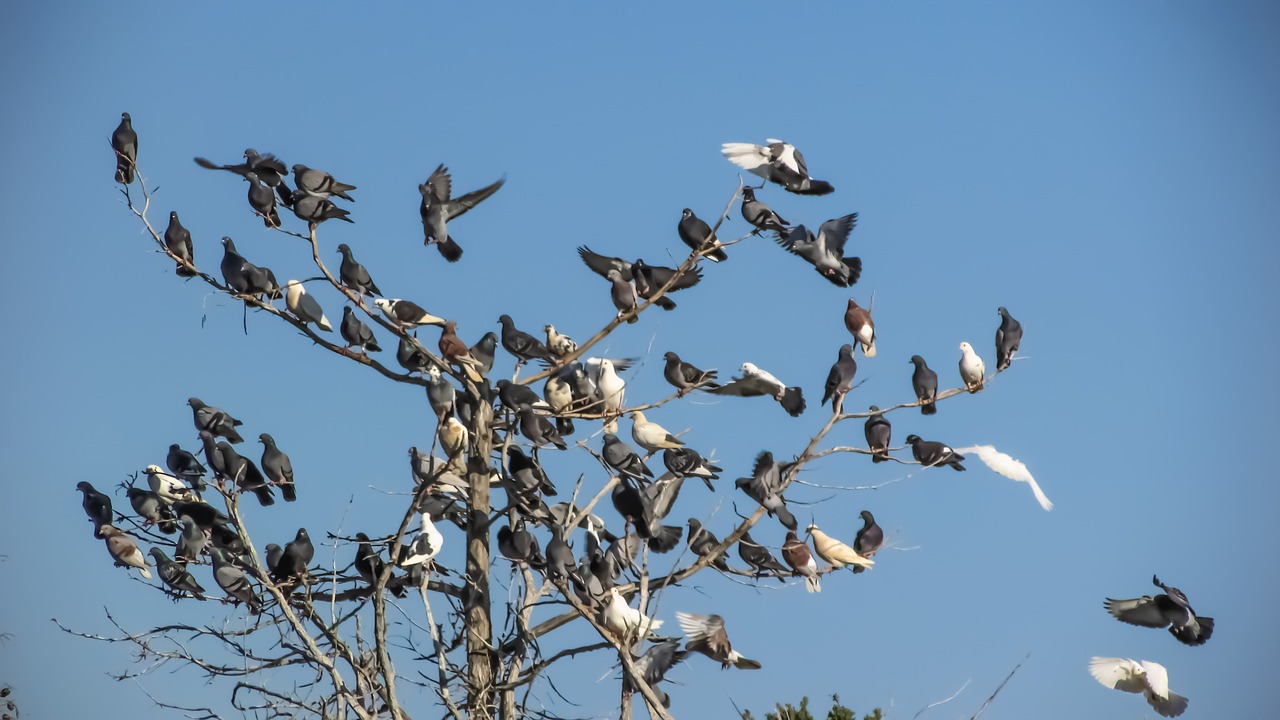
[341,306,381,353]
[291,193,353,224]
[677,208,728,262]
[675,612,761,669]
[259,433,297,502]
[292,164,356,202]
[163,212,197,277]
[398,514,444,569]
[111,112,137,184]
[602,433,652,480]
[822,344,858,411]
[374,298,445,329]
[632,259,703,310]
[735,451,797,530]
[503,446,555,519]
[100,525,151,578]
[424,366,457,418]
[806,523,874,570]
[611,476,683,553]
[905,435,966,471]
[166,444,207,491]
[285,280,332,332]
[909,356,939,415]
[470,332,499,376]
[595,358,628,432]
[995,306,1022,371]
[127,487,177,533]
[544,324,577,358]
[577,246,635,282]
[663,448,721,491]
[77,481,114,537]
[721,139,834,195]
[607,269,639,323]
[774,215,862,288]
[418,164,505,262]
[739,187,788,233]
[272,528,315,588]
[662,351,719,396]
[396,335,432,375]
[410,447,468,493]
[209,546,261,612]
[438,417,470,473]
[175,515,210,563]
[737,531,790,582]
[355,533,407,598]
[336,244,382,296]
[218,237,281,299]
[438,322,485,382]
[600,588,663,639]
[498,315,554,365]
[516,404,567,450]
[245,172,280,227]
[864,407,891,463]
[194,149,287,186]
[263,544,284,574]
[218,442,275,505]
[709,363,806,417]
[149,548,206,600]
[1088,657,1188,718]
[171,498,230,530]
[843,299,877,357]
[542,374,576,437]
[144,464,196,503]
[781,531,820,593]
[955,445,1053,511]
[852,510,884,575]
[630,411,684,453]
[543,523,579,585]
[1104,576,1214,646]
[495,379,544,412]
[958,342,985,393]
[622,638,687,709]
[497,518,544,568]
[686,519,729,571]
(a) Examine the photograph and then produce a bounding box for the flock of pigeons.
[107,117,1211,714]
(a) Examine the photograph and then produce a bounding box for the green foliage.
[740,694,882,720]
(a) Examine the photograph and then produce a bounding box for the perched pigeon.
[663,448,721,491]
[955,445,1052,511]
[166,443,207,492]
[632,258,703,310]
[1088,657,1188,718]
[398,514,444,569]
[175,515,210,563]
[210,546,261,612]
[218,442,275,505]
[245,172,280,227]
[600,588,663,639]
[470,332,499,376]
[864,407,891,463]
[686,519,729,571]
[219,237,281,299]
[677,209,728,262]
[498,315,554,365]
[259,433,296,502]
[852,510,884,575]
[739,187,788,233]
[676,612,761,670]
[397,335,432,375]
[608,269,639,322]
[495,379,543,413]
[773,215,862,288]
[738,531,790,582]
[425,366,457,418]
[602,433,652,480]
[735,451,797,530]
[630,410,684,453]
[995,306,1022,371]
[194,149,287,186]
[144,464,196,503]
[721,139,834,195]
[709,363,806,417]
[958,341,985,393]
[622,638,687,708]
[438,416,470,473]
[111,112,137,184]
[100,525,151,578]
[171,498,230,530]
[516,403,567,450]
[543,523,578,584]
[291,193,353,224]
[355,533,406,598]
[662,351,719,396]
[418,164,505,262]
[822,344,858,411]
[375,298,445,329]
[127,487,177,534]
[285,280,332,332]
[438,321,485,381]
[272,528,315,588]
[149,548,206,600]
[1104,576,1214,646]
[595,358,628,432]
[544,324,577,358]
[341,306,381,353]
[77,481,114,537]
[781,531,820,593]
[292,164,356,202]
[807,523,874,570]
[909,356,938,415]
[543,373,576,436]
[163,212,197,277]
[905,435,966,471]
[843,299,877,357]
[497,517,544,568]
[336,244,382,297]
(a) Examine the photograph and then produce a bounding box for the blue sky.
[2,2,1278,718]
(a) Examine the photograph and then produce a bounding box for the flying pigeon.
[686,519,729,571]
[209,546,261,612]
[272,528,315,589]
[663,447,721,491]
[111,112,137,184]
[355,533,407,598]
[374,298,445,329]
[822,344,858,411]
[735,451,797,530]
[773,214,862,288]
[149,547,206,600]
[995,306,1022,371]
[602,433,652,481]
[601,588,664,639]
[721,139,834,195]
[1088,657,1188,718]
[144,464,196,503]
[77,481,114,537]
[843,299,877,357]
[737,531,789,582]
[611,476,683,553]
[498,315,554,365]
[677,209,728,262]
[336,244,382,296]
[905,435,966,471]
[285,280,332,332]
[954,444,1052,510]
[259,433,297,502]
[127,487,177,534]
[245,172,280,227]
[398,514,444,569]
[630,410,684,453]
[194,149,287,186]
[709,363,806,417]
[739,187,788,233]
[864,407,891,463]
[163,212,197,277]
[438,321,486,381]
[806,523,874,570]
[291,193,353,224]
[958,341,985,393]
[217,442,275,505]
[100,525,151,578]
[781,531,820,592]
[853,510,883,575]
[292,164,356,202]
[675,612,761,670]
[341,306,381,353]
[577,246,635,282]
[662,351,719,396]
[622,638,687,709]
[418,164,505,262]
[544,324,577,358]
[175,515,210,563]
[1104,576,1214,646]
[909,356,939,415]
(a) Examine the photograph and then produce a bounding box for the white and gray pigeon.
[341,306,381,353]
[958,341,985,393]
[292,164,356,201]
[111,112,137,184]
[398,513,445,569]
[677,208,728,262]
[1104,576,1214,646]
[995,306,1023,371]
[735,451,797,530]
[419,164,506,262]
[774,214,862,288]
[1089,657,1188,717]
[145,464,196,503]
[163,211,197,277]
[709,362,806,417]
[739,187,788,233]
[675,612,762,670]
[630,410,684,453]
[721,139,834,195]
[285,280,332,332]
[336,244,382,296]
[375,298,445,329]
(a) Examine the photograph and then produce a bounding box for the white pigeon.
[958,341,985,393]
[955,445,1052,511]
[600,588,663,639]
[740,363,786,396]
[806,524,874,569]
[144,464,196,503]
[544,324,577,358]
[399,513,445,568]
[1089,657,1188,718]
[630,410,684,453]
[285,279,332,332]
[594,358,626,433]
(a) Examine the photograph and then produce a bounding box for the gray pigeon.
[607,269,639,322]
[909,355,938,415]
[852,510,884,575]
[632,258,702,310]
[663,447,721,491]
[739,187,788,233]
[495,379,544,413]
[602,433,652,481]
[218,441,276,505]
[127,487,177,534]
[166,443,207,493]
[291,192,353,224]
[1105,576,1214,646]
[863,407,891,463]
[516,404,567,450]
[272,528,314,589]
[218,237,281,299]
[292,164,356,201]
[341,306,381,353]
[194,149,288,186]
[544,523,578,585]
[497,518,544,568]
[188,397,244,443]
[677,209,728,262]
[397,335,432,375]
[721,139,834,195]
[111,112,137,184]
[209,546,261,612]
[996,306,1023,372]
[735,451,797,530]
[686,519,729,570]
[175,515,209,563]
[772,214,861,287]
[245,172,280,227]
[737,531,789,582]
[622,638,688,708]
[163,212,197,277]
[259,433,296,502]
[662,351,719,396]
[149,548,206,600]
[905,435,965,471]
[336,244,381,296]
[821,344,858,411]
[470,332,499,376]
[498,315,554,365]
[76,481,114,537]
[425,366,457,418]
[576,246,634,281]
[418,164,506,262]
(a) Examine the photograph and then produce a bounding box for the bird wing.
[423,164,451,201]
[772,225,819,260]
[445,177,505,219]
[708,375,773,398]
[641,263,703,292]
[720,142,770,171]
[1103,596,1169,628]
[816,213,857,256]
[1089,657,1147,694]
[954,445,1052,511]
[1139,660,1172,699]
[577,246,632,280]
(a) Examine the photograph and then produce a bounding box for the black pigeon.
[292,164,356,202]
[677,209,728,262]
[737,531,789,582]
[662,351,719,396]
[852,510,884,575]
[198,430,227,484]
[418,164,505,262]
[663,447,722,491]
[773,214,861,287]
[495,379,542,412]
[76,482,114,537]
[396,335,432,375]
[149,548,206,600]
[164,212,197,277]
[1105,576,1214,646]
[822,344,858,411]
[188,397,244,444]
[341,306,381,353]
[498,315,554,365]
[632,259,703,310]
[210,546,261,612]
[246,172,280,227]
[516,404,567,450]
[166,443,207,494]
[735,451,797,530]
[218,237,281,299]
[194,149,288,186]
[602,433,652,481]
[722,139,834,195]
[995,306,1023,372]
[863,406,891,463]
[686,519,729,570]
[111,112,137,184]
[336,244,381,296]
[218,442,275,505]
[909,355,939,415]
[259,433,296,502]
[355,533,407,598]
[739,187,788,233]
[905,435,966,471]
[291,193,353,224]
[127,487,177,534]
[272,528,315,589]
[171,498,230,530]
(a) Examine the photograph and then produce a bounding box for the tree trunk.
[465,398,496,718]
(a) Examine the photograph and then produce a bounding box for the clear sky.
[2,2,1277,718]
